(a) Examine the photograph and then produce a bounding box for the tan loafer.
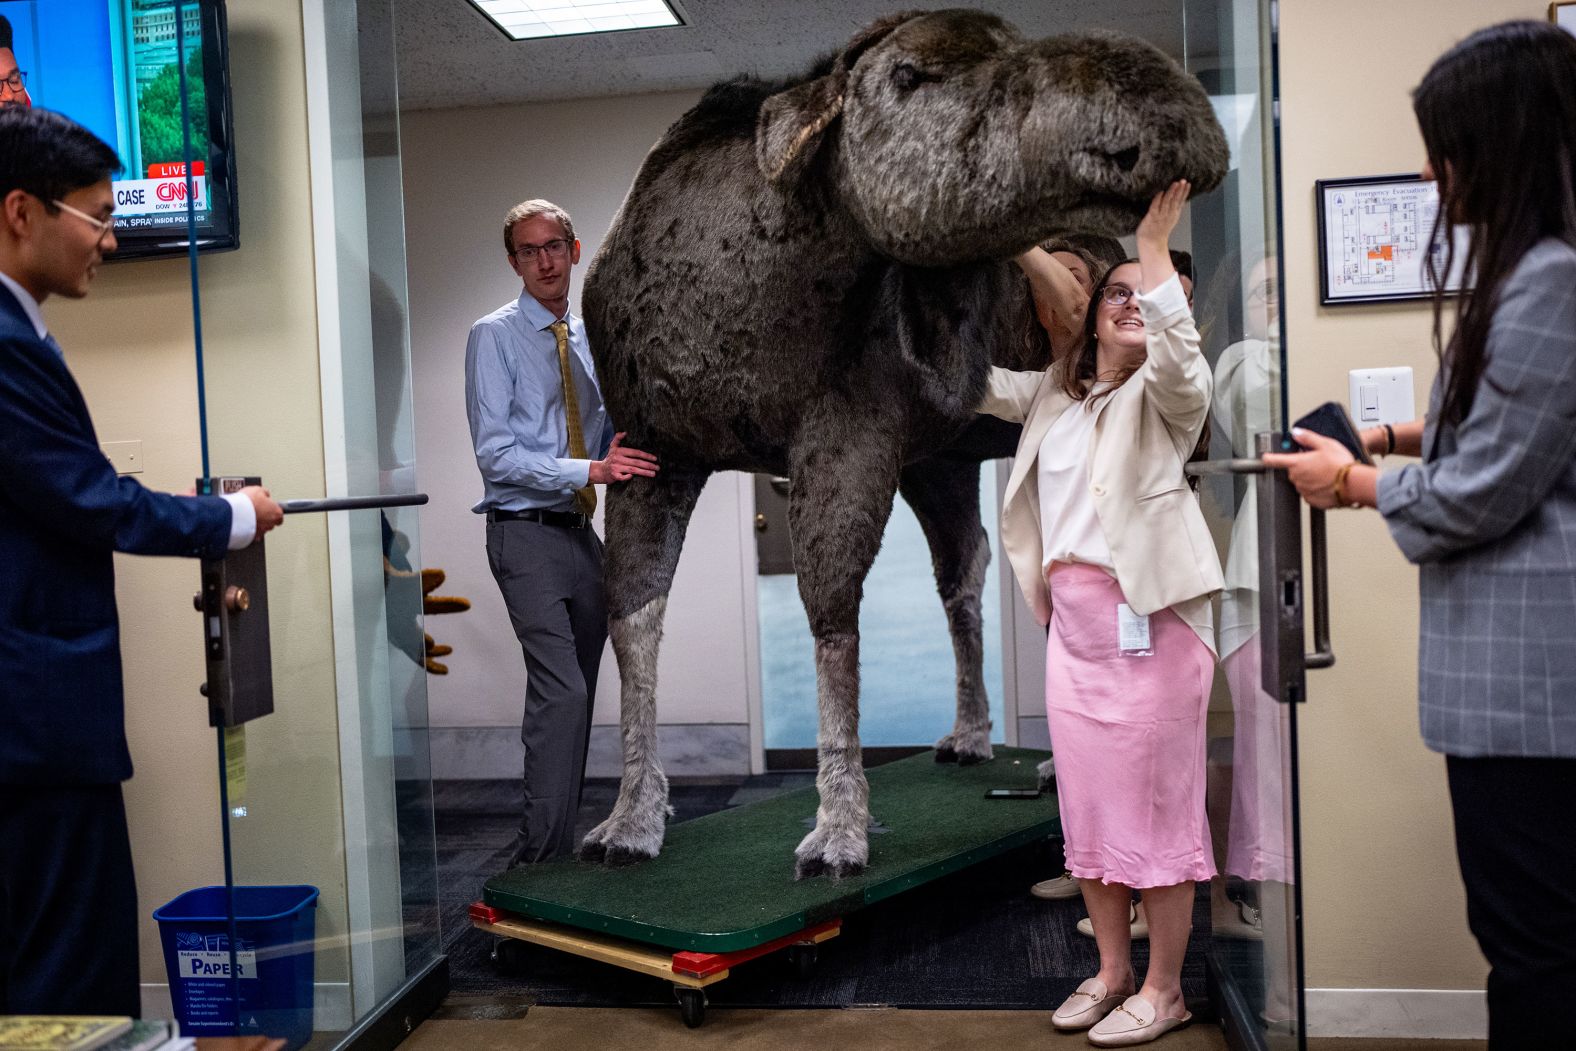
[1051,977,1124,1030]
[1088,994,1192,1047]
[1076,901,1149,939]
[1030,870,1082,900]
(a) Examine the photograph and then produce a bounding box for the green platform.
[483,747,1059,953]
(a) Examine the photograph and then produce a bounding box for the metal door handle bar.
[1185,459,1333,671]
[1183,458,1268,477]
[279,493,429,514]
[1304,508,1333,669]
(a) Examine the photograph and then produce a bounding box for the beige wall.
[43,1,348,990]
[1280,0,1542,994]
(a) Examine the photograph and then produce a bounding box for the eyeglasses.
[513,238,571,263]
[51,198,116,243]
[1099,284,1138,307]
[0,70,25,96]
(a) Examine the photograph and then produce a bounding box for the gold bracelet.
[1332,462,1357,508]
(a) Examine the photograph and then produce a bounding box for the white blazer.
[980,275,1224,632]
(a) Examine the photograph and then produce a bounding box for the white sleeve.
[222,491,257,550]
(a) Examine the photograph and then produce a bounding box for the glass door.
[170,0,442,1044]
[1184,0,1306,1048]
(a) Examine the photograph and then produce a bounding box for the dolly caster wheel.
[787,943,818,978]
[491,937,526,972]
[674,986,707,1028]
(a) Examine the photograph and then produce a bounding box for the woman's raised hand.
[1136,180,1190,293]
[1137,180,1190,249]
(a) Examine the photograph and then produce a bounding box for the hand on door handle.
[1186,450,1335,678]
[241,485,284,542]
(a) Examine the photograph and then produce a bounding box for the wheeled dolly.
[472,903,840,1027]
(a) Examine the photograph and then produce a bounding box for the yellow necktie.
[550,319,597,517]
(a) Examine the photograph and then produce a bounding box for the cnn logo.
[155,181,203,202]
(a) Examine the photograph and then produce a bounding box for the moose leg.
[899,459,995,766]
[788,443,900,880]
[579,469,709,865]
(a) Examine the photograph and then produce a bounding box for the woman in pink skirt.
[979,181,1223,1047]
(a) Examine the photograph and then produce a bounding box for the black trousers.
[486,516,607,863]
[1446,755,1576,1050]
[0,783,140,1015]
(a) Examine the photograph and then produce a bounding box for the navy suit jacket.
[0,283,233,785]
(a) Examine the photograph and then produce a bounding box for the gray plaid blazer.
[1377,237,1576,758]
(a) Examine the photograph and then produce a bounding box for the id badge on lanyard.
[1117,603,1153,657]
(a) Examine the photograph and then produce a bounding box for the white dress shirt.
[1037,393,1115,573]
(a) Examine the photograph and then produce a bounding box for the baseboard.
[141,980,352,1030]
[1305,987,1487,1039]
[430,724,751,779]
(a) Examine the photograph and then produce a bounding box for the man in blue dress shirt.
[465,199,657,864]
[0,108,283,1013]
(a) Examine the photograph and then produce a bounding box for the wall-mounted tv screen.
[0,0,238,259]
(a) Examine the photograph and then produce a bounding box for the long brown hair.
[1414,21,1576,428]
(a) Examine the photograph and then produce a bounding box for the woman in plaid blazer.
[1265,21,1576,1049]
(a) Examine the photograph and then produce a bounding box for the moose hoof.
[580,817,664,866]
[935,731,993,766]
[793,854,866,881]
[793,824,868,881]
[603,844,656,867]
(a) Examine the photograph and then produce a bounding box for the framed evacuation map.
[1315,173,1471,306]
[1553,3,1576,36]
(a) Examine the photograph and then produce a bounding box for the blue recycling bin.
[154,885,320,1049]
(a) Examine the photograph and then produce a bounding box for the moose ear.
[755,72,846,186]
[754,10,917,186]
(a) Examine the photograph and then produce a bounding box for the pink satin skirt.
[1045,562,1218,888]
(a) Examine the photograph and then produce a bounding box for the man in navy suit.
[0,108,284,1014]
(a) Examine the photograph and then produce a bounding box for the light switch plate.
[102,440,144,475]
[1347,368,1415,425]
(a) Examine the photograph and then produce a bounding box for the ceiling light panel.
[470,0,683,40]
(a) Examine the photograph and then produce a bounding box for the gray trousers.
[486,516,607,863]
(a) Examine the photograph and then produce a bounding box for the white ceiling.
[395,0,1190,110]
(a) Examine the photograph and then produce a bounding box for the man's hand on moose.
[590,432,660,484]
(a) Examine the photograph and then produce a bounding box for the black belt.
[487,507,590,529]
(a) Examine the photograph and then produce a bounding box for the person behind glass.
[981,181,1222,1047]
[0,17,31,111]
[0,108,283,1014]
[1262,21,1576,1049]
[465,199,658,867]
[1058,230,1129,276]
[1015,240,1099,366]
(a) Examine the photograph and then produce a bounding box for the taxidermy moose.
[579,8,1229,878]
